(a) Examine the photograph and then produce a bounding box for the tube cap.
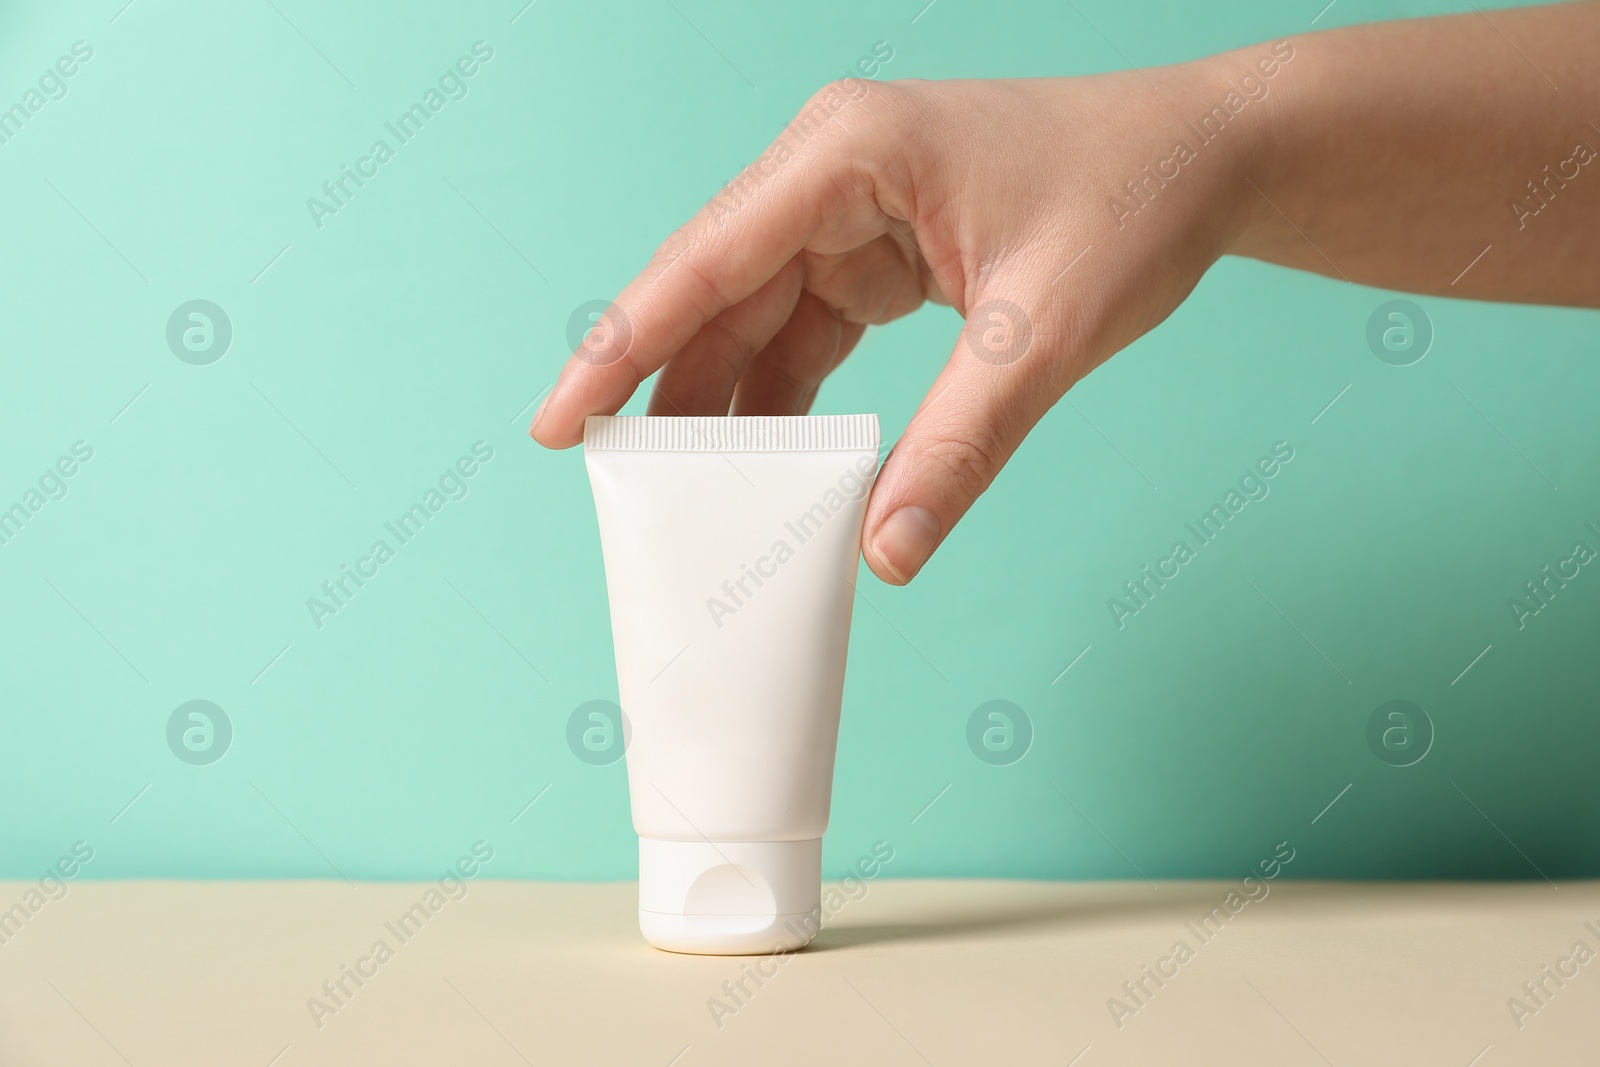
[637,837,823,955]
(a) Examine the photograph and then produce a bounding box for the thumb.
[864,287,1066,585]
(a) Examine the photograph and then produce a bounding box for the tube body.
[583,414,879,954]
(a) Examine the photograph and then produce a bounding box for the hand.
[532,62,1259,583]
[533,1,1600,584]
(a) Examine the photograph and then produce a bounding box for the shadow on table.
[805,880,1385,952]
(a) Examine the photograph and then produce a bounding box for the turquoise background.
[2,0,1593,884]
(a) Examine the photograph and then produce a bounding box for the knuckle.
[652,224,695,267]
[649,226,729,321]
[920,424,1002,502]
[702,316,759,374]
[796,78,899,143]
[759,354,809,395]
[1046,297,1106,387]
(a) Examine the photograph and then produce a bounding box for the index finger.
[530,80,893,448]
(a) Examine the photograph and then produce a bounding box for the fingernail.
[871,506,941,584]
[529,395,550,438]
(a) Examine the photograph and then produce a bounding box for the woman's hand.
[532,62,1260,583]
[531,2,1600,584]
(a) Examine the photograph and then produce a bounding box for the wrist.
[1172,39,1304,258]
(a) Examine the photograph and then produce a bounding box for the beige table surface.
[0,878,1595,1065]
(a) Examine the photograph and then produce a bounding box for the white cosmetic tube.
[583,414,881,955]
